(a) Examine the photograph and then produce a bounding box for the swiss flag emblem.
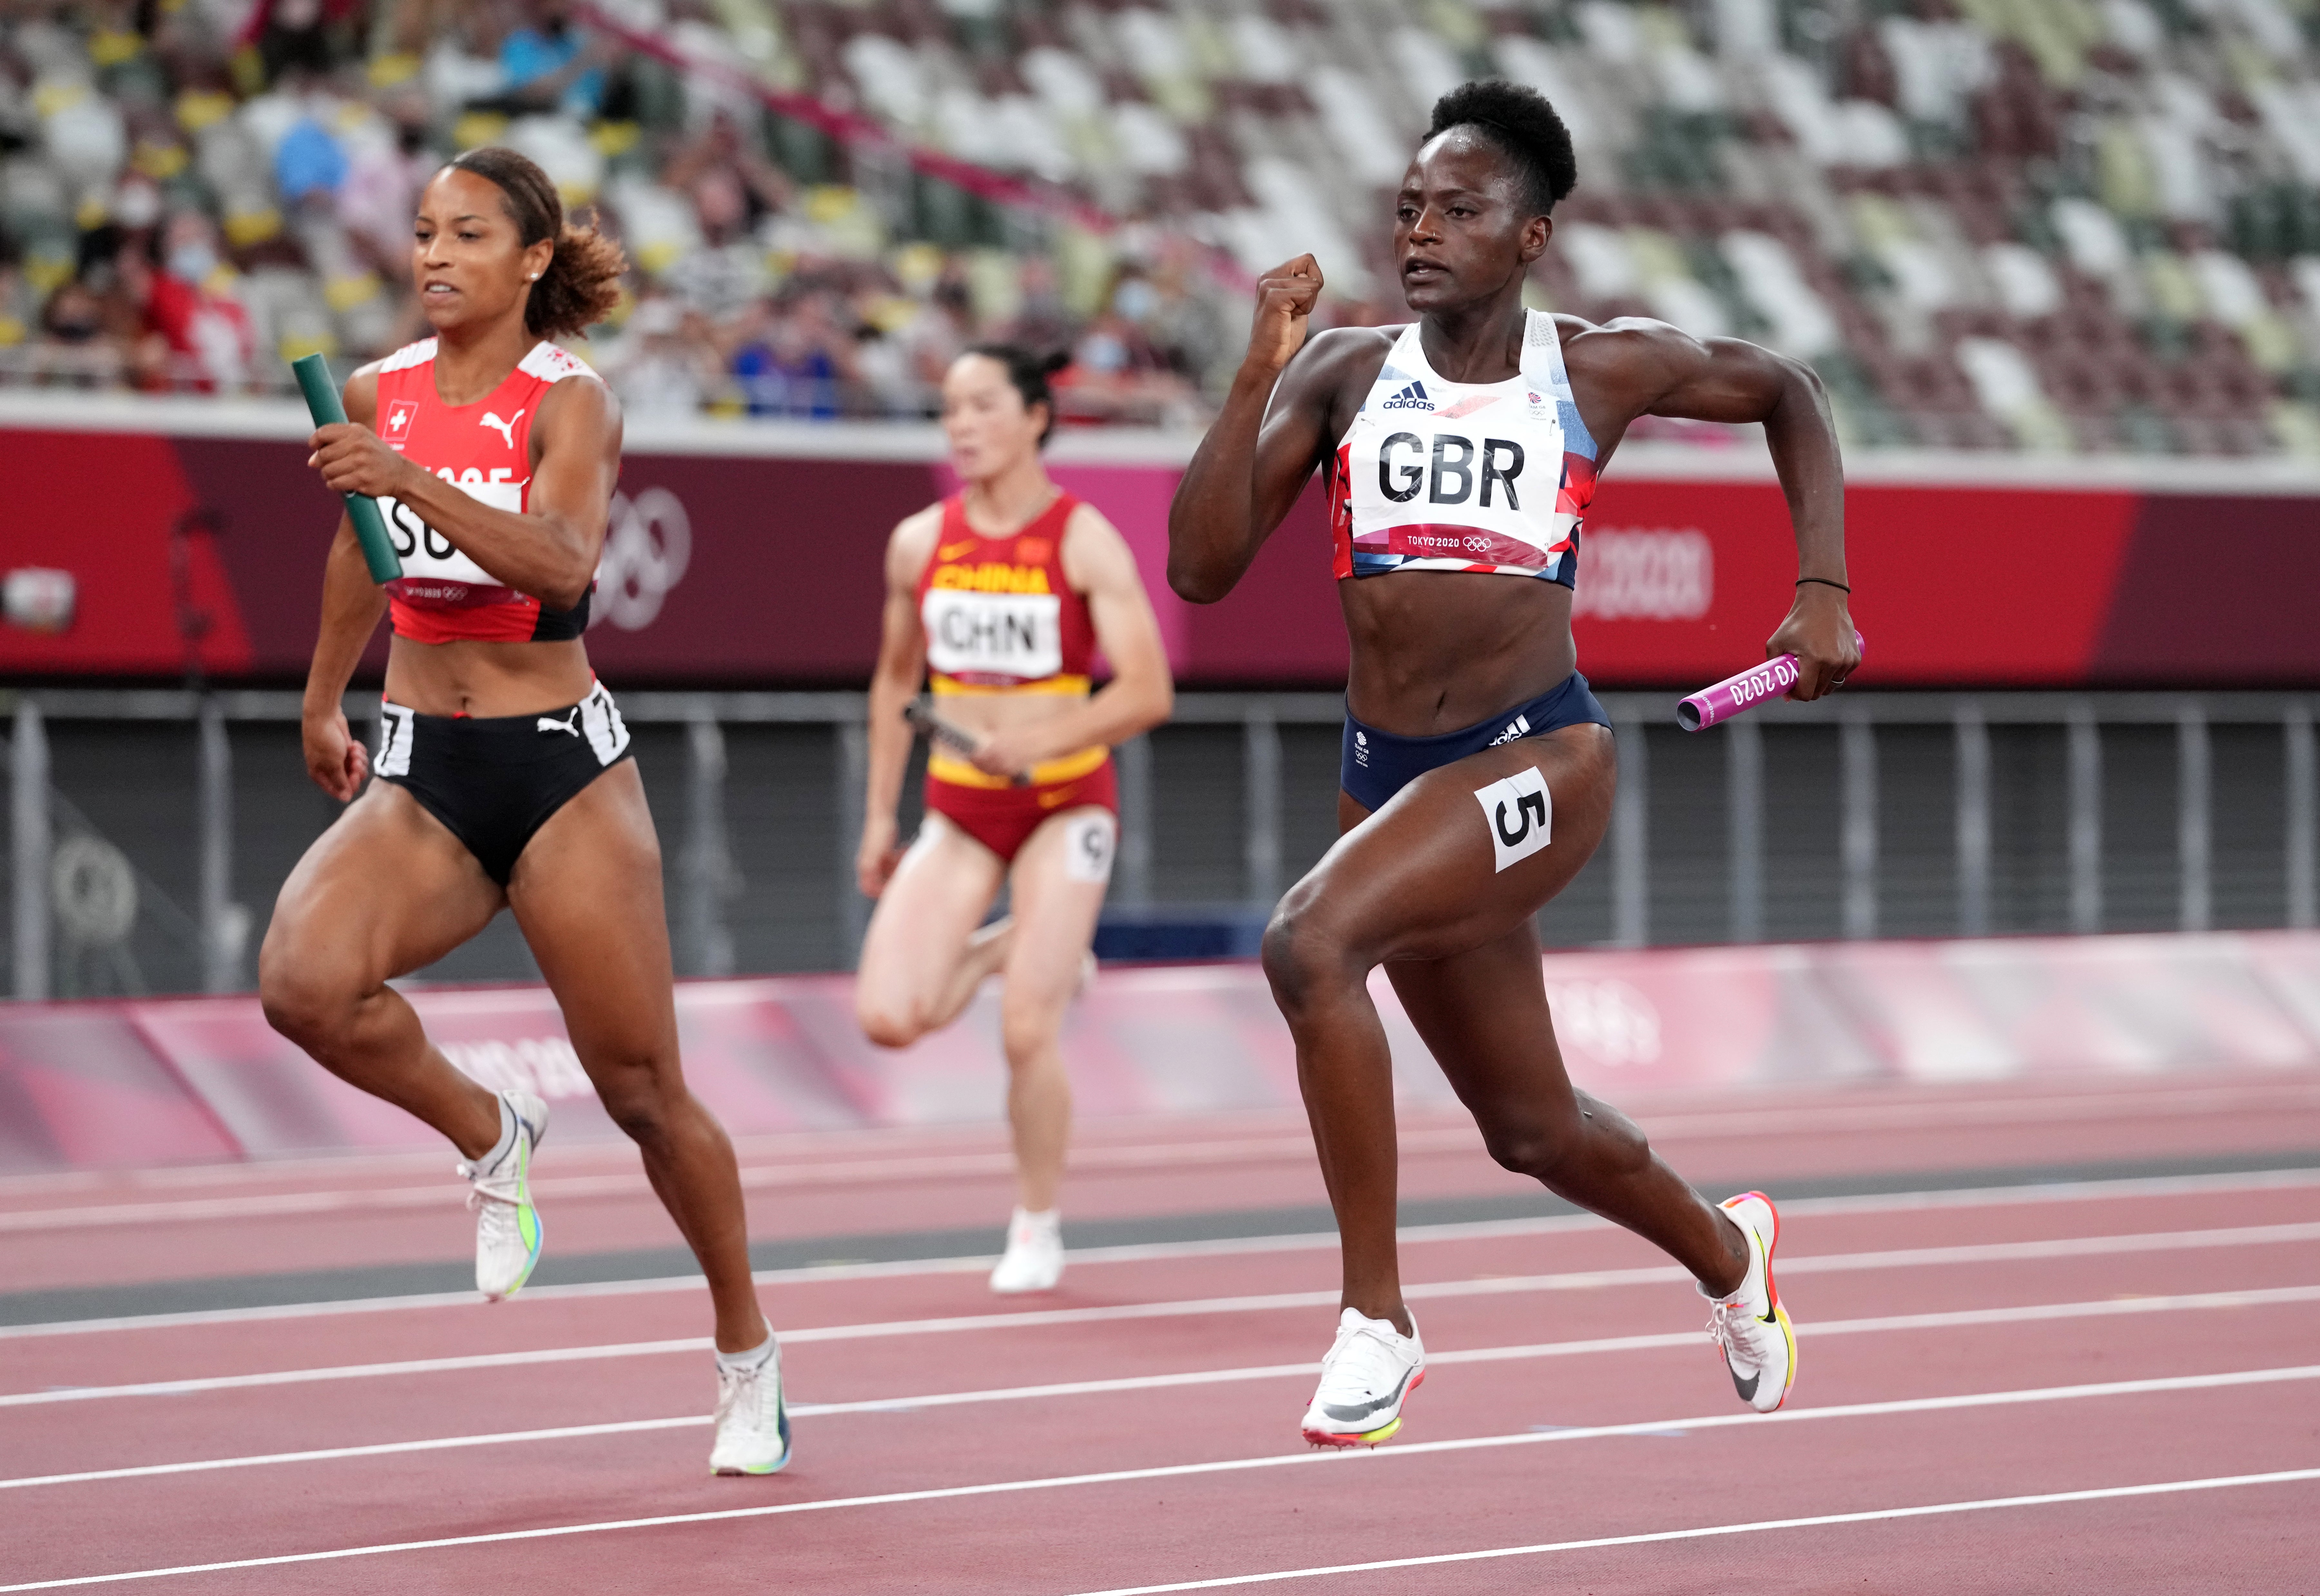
[383,400,419,448]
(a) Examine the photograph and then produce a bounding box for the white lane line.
[0,1135,1453,1235]
[2,1364,2315,1592]
[8,1164,2316,1344]
[1059,1468,2320,1595]
[5,1285,2313,1493]
[9,1222,2316,1409]
[16,1079,2310,1231]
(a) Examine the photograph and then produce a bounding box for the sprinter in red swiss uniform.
[258,148,788,1476]
[855,346,1173,1293]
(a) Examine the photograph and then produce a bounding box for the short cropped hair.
[1425,80,1579,218]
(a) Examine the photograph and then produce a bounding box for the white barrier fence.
[3,686,2316,999]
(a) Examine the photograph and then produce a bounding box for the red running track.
[5,1072,2317,1292]
[0,1073,2316,1593]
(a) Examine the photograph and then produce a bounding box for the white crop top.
[1328,310,1599,587]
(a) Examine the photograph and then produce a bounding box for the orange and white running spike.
[1706,1190,1796,1413]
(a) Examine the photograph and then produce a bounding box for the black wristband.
[1796,576,1851,593]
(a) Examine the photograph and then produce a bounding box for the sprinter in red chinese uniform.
[855,346,1174,1293]
[259,148,788,1475]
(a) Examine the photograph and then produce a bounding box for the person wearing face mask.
[36,278,126,387]
[1063,268,1190,424]
[854,344,1175,1295]
[137,213,255,393]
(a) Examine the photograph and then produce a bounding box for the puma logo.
[480,408,524,449]
[537,710,581,737]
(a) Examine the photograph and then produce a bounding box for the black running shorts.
[374,680,634,885]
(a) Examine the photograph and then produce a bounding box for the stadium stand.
[3,0,2320,452]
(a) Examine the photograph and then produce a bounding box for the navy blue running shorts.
[1340,672,1611,814]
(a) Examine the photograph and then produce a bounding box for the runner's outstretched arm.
[1569,320,1857,697]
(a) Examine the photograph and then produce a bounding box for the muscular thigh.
[503,763,678,1067]
[856,813,1006,1009]
[1290,723,1616,968]
[1002,807,1113,1017]
[265,780,504,986]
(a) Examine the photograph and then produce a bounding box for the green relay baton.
[291,352,403,583]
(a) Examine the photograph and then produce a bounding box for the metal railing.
[5,686,2315,1000]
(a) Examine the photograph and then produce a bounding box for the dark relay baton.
[292,352,403,583]
[904,701,1030,787]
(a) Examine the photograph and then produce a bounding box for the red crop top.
[371,337,597,644]
[914,491,1095,697]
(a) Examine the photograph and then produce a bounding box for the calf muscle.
[1273,724,1746,1312]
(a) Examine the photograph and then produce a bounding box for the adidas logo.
[1488,713,1533,748]
[1380,381,1433,411]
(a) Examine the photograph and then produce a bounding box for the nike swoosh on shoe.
[1324,1368,1415,1423]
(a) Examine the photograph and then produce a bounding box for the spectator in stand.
[339,92,436,274]
[897,266,978,393]
[1005,256,1073,354]
[129,212,256,392]
[237,0,363,86]
[731,288,858,418]
[0,248,32,354]
[496,0,609,118]
[602,294,729,417]
[658,116,792,321]
[1055,266,1192,425]
[35,277,126,387]
[1140,239,1233,397]
[376,0,464,71]
[274,110,350,211]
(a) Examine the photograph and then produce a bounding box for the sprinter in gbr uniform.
[1170,81,1859,1448]
[259,148,791,1476]
[856,345,1173,1294]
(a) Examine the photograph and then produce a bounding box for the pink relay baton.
[1676,633,1865,732]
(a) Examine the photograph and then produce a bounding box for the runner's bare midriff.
[384,634,595,718]
[933,685,1095,741]
[1339,572,1578,737]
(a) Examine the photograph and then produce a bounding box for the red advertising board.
[4,400,2317,687]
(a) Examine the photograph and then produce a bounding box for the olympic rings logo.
[592,487,692,632]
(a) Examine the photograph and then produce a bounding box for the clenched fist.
[1245,254,1324,375]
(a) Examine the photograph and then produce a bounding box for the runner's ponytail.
[446,147,628,341]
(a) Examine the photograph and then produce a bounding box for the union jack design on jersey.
[369,338,599,644]
[1328,311,1598,587]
